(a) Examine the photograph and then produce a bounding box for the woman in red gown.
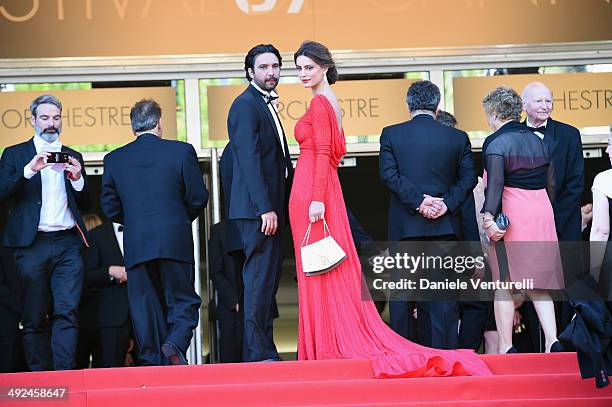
[288,41,492,378]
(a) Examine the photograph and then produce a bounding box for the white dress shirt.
[23,134,84,232]
[113,223,125,256]
[251,82,287,152]
[526,118,548,140]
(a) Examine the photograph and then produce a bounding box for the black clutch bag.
[495,212,510,230]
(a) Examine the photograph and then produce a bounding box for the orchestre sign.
[207,78,416,140]
[453,72,612,132]
[0,0,610,58]
[0,88,177,148]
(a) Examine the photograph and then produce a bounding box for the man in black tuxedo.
[380,81,477,349]
[77,221,131,368]
[522,82,585,341]
[101,99,208,366]
[436,110,489,351]
[0,245,26,372]
[227,44,293,362]
[0,95,90,371]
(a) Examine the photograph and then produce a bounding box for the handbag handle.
[301,218,331,248]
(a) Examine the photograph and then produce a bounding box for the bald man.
[522,82,584,242]
[522,82,585,343]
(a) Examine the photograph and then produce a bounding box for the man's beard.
[37,127,61,142]
[254,76,279,92]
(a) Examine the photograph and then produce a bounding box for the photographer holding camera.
[0,94,91,371]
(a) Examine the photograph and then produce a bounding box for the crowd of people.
[0,41,610,380]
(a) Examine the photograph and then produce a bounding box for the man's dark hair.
[130,99,161,133]
[436,110,457,128]
[244,44,282,81]
[406,80,441,113]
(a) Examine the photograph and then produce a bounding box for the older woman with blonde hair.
[481,86,564,354]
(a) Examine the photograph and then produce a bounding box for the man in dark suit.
[380,81,477,349]
[0,95,90,371]
[227,44,293,362]
[522,81,585,341]
[101,99,208,366]
[437,110,489,351]
[0,245,26,372]
[76,221,131,368]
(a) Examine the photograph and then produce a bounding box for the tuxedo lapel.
[543,119,559,155]
[26,139,42,197]
[249,86,285,152]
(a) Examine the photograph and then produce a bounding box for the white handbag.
[300,218,347,276]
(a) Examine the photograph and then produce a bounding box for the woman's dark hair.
[294,41,338,85]
[244,44,282,81]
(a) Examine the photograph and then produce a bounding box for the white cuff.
[23,164,36,179]
[71,176,84,191]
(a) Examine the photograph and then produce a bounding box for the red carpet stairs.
[1,353,610,406]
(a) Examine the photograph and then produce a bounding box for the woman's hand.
[309,201,325,222]
[484,215,506,241]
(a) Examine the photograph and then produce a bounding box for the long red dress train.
[289,94,492,378]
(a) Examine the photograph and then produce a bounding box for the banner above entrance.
[453,72,612,132]
[207,78,416,141]
[0,87,177,148]
[0,0,610,58]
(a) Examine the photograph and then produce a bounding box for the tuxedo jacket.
[0,138,90,248]
[80,222,128,329]
[101,133,209,268]
[226,84,293,225]
[380,114,477,240]
[525,118,584,241]
[0,246,20,336]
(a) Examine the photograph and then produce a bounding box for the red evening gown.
[289,94,492,378]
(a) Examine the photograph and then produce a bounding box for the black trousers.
[76,320,131,368]
[127,259,201,366]
[236,219,283,362]
[15,230,84,371]
[0,333,27,373]
[389,235,459,350]
[218,312,244,363]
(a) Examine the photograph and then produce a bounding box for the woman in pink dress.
[481,86,564,354]
[288,40,491,378]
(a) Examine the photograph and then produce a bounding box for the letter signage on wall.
[0,87,177,148]
[453,72,612,132]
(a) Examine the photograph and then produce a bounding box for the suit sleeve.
[71,152,91,211]
[554,128,584,230]
[228,99,273,216]
[208,226,239,311]
[100,156,124,224]
[379,129,423,212]
[182,144,208,221]
[442,133,478,214]
[310,97,332,203]
[83,234,114,288]
[0,148,28,201]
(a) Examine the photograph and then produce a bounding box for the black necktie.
[117,225,124,232]
[527,125,546,134]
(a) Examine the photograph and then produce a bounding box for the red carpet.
[1,353,610,406]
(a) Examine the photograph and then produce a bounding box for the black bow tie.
[263,93,279,105]
[117,225,124,232]
[527,125,547,134]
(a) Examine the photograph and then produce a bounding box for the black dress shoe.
[506,346,518,354]
[162,342,188,365]
[550,341,564,353]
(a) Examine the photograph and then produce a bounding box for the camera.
[47,152,70,164]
